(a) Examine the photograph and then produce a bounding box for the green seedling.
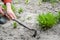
[42,0,50,2]
[14,0,19,4]
[11,4,16,12]
[27,16,31,20]
[25,0,30,4]
[18,7,23,14]
[42,0,57,2]
[2,5,7,10]
[13,21,17,28]
[42,0,58,5]
[50,0,58,3]
[37,12,57,31]
[38,0,42,5]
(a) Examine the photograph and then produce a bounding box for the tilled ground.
[0,0,60,40]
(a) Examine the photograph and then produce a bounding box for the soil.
[0,0,60,40]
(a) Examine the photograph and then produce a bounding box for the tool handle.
[12,19,31,30]
[3,10,37,37]
[12,19,37,37]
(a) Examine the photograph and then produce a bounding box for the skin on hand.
[0,6,4,15]
[6,3,16,20]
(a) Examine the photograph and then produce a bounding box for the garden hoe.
[0,11,37,37]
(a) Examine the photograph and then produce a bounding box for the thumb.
[0,9,4,15]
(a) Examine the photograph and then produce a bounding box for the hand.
[0,6,4,15]
[6,9,16,19]
[6,3,16,19]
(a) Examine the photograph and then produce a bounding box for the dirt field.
[0,0,60,40]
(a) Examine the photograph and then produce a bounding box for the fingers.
[6,12,16,20]
[0,9,4,15]
[5,14,11,20]
[9,13,16,19]
[0,6,4,15]
[0,6,16,20]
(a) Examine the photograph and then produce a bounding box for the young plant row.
[37,11,60,31]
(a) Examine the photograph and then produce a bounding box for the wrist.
[6,3,11,10]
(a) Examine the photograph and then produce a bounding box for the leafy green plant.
[42,0,58,4]
[25,0,30,4]
[13,21,17,28]
[42,0,58,2]
[50,0,58,3]
[18,7,23,14]
[42,0,50,2]
[11,4,16,12]
[2,5,6,10]
[2,4,16,12]
[37,12,57,31]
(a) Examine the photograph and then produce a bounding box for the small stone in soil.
[9,34,13,36]
[0,37,3,40]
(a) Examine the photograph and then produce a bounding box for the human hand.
[6,9,16,19]
[0,6,4,15]
[6,3,16,19]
